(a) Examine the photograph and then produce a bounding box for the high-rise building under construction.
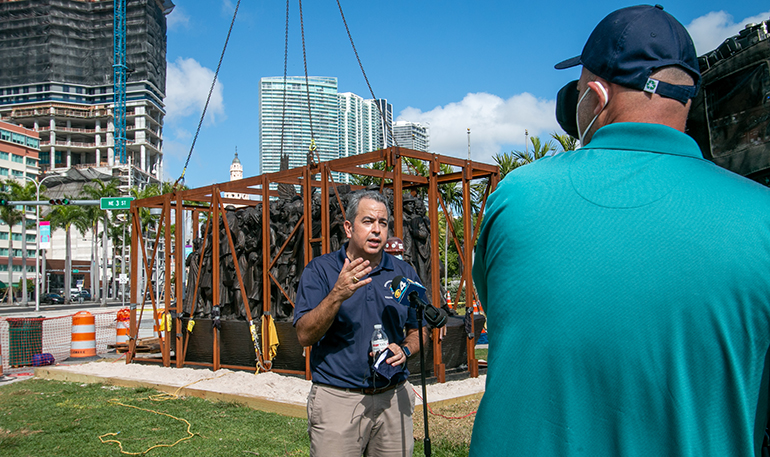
[0,0,174,190]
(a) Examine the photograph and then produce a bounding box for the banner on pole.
[40,221,50,249]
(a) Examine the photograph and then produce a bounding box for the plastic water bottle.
[371,324,389,359]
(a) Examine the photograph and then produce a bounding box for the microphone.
[391,276,448,328]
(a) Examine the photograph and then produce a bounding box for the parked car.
[42,293,64,304]
[70,290,92,301]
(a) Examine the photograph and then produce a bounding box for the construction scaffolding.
[0,0,170,91]
[126,147,499,382]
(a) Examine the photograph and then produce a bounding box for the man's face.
[344,198,388,260]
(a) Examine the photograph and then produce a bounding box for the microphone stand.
[416,307,431,457]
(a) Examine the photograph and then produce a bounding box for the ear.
[344,219,353,239]
[587,80,610,114]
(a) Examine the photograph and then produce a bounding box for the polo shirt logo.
[384,280,395,300]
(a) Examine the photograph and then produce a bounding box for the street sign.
[100,197,134,210]
[73,269,79,273]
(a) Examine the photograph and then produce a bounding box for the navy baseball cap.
[555,4,700,104]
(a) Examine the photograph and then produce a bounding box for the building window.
[25,158,36,166]
[11,170,23,178]
[0,249,7,257]
[26,138,39,149]
[0,169,8,176]
[11,233,22,242]
[27,250,35,258]
[11,154,23,163]
[0,130,11,142]
[0,232,7,241]
[0,151,8,160]
[11,134,24,145]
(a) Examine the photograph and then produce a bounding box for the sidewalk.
[0,300,127,318]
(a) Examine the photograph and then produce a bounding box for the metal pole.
[444,215,448,291]
[34,184,40,311]
[467,128,471,161]
[122,220,125,308]
[525,129,529,157]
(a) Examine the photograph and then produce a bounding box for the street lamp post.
[25,174,60,312]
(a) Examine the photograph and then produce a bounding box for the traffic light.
[49,198,70,205]
[0,199,7,206]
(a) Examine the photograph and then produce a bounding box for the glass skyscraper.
[259,76,339,178]
[338,93,393,160]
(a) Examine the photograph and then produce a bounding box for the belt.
[317,380,405,395]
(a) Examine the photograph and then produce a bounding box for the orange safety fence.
[0,310,118,374]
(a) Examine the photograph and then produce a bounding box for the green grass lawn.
[0,377,478,456]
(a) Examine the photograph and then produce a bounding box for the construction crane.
[113,0,127,165]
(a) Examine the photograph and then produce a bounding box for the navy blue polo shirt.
[293,243,421,389]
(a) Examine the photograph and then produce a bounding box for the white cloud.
[686,10,770,55]
[398,92,559,164]
[166,6,190,31]
[165,57,225,124]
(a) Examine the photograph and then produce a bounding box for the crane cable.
[299,0,321,165]
[335,0,426,178]
[335,0,399,150]
[175,0,241,190]
[279,0,290,160]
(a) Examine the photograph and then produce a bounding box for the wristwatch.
[401,345,412,358]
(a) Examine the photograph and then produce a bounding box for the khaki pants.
[307,382,415,457]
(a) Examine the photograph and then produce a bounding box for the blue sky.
[162,1,770,189]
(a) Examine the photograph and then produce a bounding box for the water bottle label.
[372,340,388,354]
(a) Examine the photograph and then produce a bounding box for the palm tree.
[551,132,578,152]
[493,135,558,180]
[46,202,86,304]
[351,161,388,187]
[492,153,521,180]
[0,182,24,305]
[5,180,37,305]
[81,179,120,305]
[514,136,557,164]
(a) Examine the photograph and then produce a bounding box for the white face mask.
[576,82,607,146]
[394,254,403,260]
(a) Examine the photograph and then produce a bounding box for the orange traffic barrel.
[116,308,130,345]
[70,311,96,358]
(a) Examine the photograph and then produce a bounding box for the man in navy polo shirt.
[294,190,426,457]
[470,5,770,456]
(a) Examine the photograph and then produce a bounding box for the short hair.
[650,65,695,86]
[345,190,390,223]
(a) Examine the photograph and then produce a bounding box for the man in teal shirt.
[471,5,770,456]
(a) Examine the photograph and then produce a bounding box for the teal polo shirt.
[470,123,770,456]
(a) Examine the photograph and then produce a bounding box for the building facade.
[0,0,174,298]
[338,93,392,160]
[259,76,340,179]
[0,121,39,288]
[0,0,174,192]
[222,149,250,202]
[393,120,430,152]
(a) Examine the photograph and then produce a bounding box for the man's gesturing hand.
[333,258,372,301]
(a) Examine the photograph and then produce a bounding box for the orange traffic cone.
[445,291,454,309]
